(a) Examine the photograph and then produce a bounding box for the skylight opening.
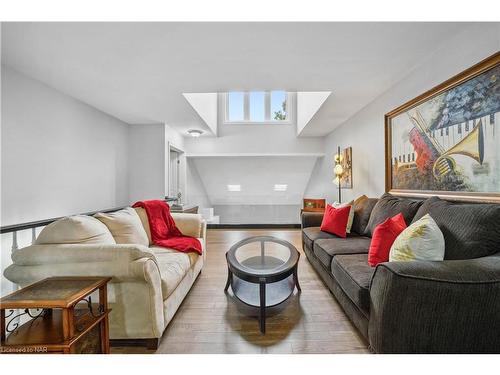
[227,184,241,192]
[273,184,288,192]
[225,91,292,124]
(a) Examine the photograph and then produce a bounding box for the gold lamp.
[334,146,344,203]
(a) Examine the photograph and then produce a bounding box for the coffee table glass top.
[227,236,299,278]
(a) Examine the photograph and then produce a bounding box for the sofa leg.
[146,338,160,350]
[110,338,160,350]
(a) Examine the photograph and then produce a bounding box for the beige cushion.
[171,213,203,238]
[150,246,200,298]
[134,207,152,245]
[35,215,115,245]
[149,244,200,268]
[95,208,149,246]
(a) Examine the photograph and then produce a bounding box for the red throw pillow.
[368,213,407,267]
[320,204,352,238]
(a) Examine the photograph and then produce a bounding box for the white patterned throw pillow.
[333,200,354,233]
[389,214,445,262]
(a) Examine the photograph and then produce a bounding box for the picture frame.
[339,146,352,189]
[385,52,500,203]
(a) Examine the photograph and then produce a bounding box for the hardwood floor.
[112,229,369,354]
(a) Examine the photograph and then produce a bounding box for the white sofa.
[4,207,206,349]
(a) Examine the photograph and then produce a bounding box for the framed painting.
[385,52,500,203]
[339,146,352,189]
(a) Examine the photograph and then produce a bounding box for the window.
[225,91,291,124]
[249,91,265,122]
[271,91,287,121]
[227,92,244,121]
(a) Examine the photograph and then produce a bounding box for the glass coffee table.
[224,236,301,334]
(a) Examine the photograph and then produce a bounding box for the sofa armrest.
[171,213,205,238]
[5,249,161,283]
[369,254,500,353]
[301,211,324,229]
[11,244,155,266]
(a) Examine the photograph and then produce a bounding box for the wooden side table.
[302,198,326,213]
[0,277,111,354]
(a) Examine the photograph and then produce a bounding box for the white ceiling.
[1,22,466,136]
[182,92,218,135]
[191,156,318,205]
[297,91,331,135]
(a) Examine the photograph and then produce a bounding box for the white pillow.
[333,200,354,233]
[36,215,116,245]
[389,214,445,262]
[94,207,149,246]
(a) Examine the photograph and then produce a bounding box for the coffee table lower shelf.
[229,275,296,334]
[231,275,295,307]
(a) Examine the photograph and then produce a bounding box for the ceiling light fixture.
[274,184,288,192]
[227,184,241,192]
[187,129,203,137]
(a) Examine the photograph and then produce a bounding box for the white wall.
[190,155,316,223]
[214,204,301,225]
[1,65,130,225]
[184,123,324,155]
[128,124,166,203]
[165,123,185,151]
[1,66,131,296]
[128,123,188,204]
[0,66,188,221]
[186,157,212,208]
[191,156,318,205]
[306,24,500,203]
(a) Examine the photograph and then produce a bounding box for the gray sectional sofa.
[301,193,500,353]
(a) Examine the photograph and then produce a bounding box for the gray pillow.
[351,195,378,235]
[412,196,500,260]
[364,193,422,237]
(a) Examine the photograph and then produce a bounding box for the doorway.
[168,145,185,203]
[169,148,180,199]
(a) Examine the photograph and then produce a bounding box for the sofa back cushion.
[351,195,378,235]
[35,215,116,245]
[411,196,500,259]
[134,207,152,245]
[94,207,149,246]
[364,193,422,237]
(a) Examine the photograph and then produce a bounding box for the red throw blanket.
[132,200,202,255]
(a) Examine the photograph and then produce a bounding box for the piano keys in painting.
[385,52,500,201]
